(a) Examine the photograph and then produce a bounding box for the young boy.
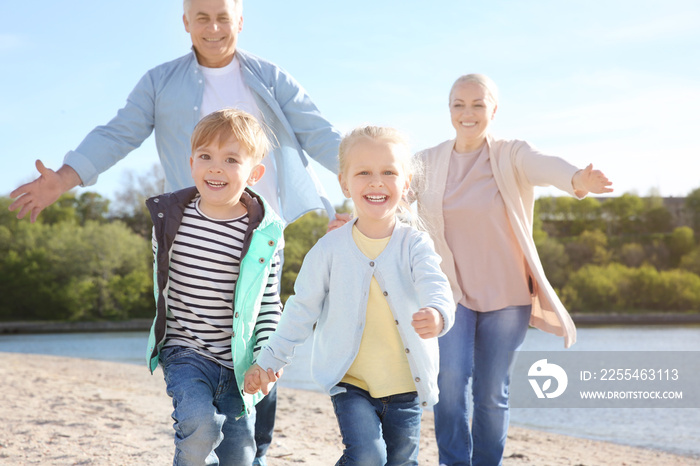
[145,108,284,465]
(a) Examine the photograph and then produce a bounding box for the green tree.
[536,235,570,290]
[565,229,611,271]
[685,187,700,233]
[668,226,695,267]
[280,211,333,303]
[642,205,673,234]
[76,192,111,224]
[280,202,352,303]
[601,193,644,236]
[618,242,646,268]
[0,196,152,322]
[110,164,166,238]
[680,246,700,276]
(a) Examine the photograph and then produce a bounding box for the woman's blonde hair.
[190,108,270,163]
[338,125,424,228]
[449,73,499,106]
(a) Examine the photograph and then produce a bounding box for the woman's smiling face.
[449,81,497,151]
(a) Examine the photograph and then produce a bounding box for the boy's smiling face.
[190,134,264,219]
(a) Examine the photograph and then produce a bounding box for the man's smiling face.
[183,0,242,68]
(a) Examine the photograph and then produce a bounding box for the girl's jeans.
[433,304,531,466]
[160,346,256,466]
[331,383,422,466]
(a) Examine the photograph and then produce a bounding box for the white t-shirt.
[200,57,281,218]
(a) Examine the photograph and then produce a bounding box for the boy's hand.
[411,307,443,339]
[244,364,264,394]
[243,364,283,395]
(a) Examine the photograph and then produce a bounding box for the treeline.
[535,191,700,312]
[2,187,700,322]
[0,193,152,322]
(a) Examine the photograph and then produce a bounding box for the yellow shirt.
[341,226,417,397]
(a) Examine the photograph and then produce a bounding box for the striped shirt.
[153,198,282,368]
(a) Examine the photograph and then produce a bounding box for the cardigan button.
[153,198,159,203]
[259,258,265,264]
[415,377,421,383]
[157,213,164,218]
[422,402,428,407]
[383,291,388,296]
[235,312,239,318]
[395,320,399,325]
[369,261,375,267]
[268,240,275,246]
[405,348,410,354]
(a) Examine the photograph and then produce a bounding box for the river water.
[1,325,698,457]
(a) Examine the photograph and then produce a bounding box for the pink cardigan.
[415,136,579,348]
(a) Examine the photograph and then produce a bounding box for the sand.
[0,352,697,465]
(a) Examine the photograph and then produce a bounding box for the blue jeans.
[253,382,277,465]
[331,383,422,466]
[434,304,531,466]
[160,346,256,466]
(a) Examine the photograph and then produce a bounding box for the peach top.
[442,144,532,312]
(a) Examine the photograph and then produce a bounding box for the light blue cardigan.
[63,49,342,224]
[256,219,455,407]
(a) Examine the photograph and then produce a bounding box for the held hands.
[411,307,444,339]
[243,364,282,395]
[572,164,613,197]
[9,161,81,223]
[327,212,352,233]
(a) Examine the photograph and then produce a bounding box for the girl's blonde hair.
[338,125,423,228]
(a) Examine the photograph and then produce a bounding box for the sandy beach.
[0,352,697,465]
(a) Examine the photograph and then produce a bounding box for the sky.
[2,0,700,211]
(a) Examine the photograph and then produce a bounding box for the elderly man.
[10,0,341,464]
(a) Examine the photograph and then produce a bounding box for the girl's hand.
[327,212,352,233]
[572,164,613,197]
[411,307,444,339]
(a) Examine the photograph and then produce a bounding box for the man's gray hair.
[183,0,242,18]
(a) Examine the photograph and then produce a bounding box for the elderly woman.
[413,74,612,466]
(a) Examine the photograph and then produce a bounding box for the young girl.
[244,126,455,465]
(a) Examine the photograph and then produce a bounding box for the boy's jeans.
[331,383,421,466]
[160,346,255,466]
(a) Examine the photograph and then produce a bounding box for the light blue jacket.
[256,219,455,407]
[64,49,342,223]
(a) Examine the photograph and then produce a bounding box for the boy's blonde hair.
[338,125,423,227]
[191,108,270,163]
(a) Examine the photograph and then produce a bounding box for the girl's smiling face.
[338,138,411,238]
